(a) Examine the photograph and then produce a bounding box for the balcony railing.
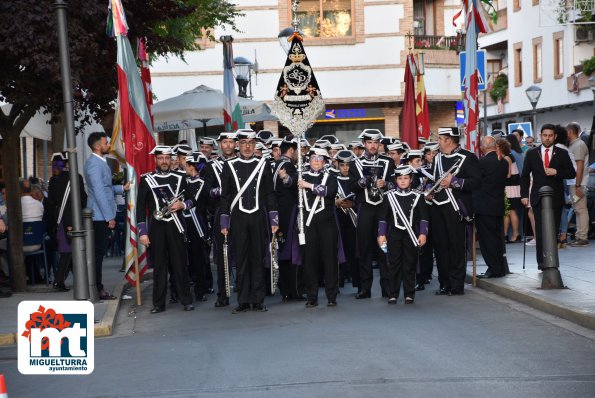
[414,35,462,51]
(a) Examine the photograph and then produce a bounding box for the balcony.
[413,35,460,51]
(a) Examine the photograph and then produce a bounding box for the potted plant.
[582,56,595,76]
[489,74,508,103]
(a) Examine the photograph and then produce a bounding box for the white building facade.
[151,0,466,142]
[478,0,594,137]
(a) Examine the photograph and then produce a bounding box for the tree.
[0,0,240,291]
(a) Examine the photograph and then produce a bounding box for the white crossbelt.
[386,193,420,247]
[230,157,267,212]
[305,173,329,227]
[56,181,70,226]
[145,174,184,234]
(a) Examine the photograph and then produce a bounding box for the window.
[533,37,542,83]
[487,60,502,82]
[553,31,564,79]
[513,0,521,12]
[513,42,522,86]
[297,0,353,38]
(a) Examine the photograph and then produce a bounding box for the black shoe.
[184,304,195,311]
[448,288,465,296]
[415,283,425,291]
[435,287,450,296]
[305,301,318,308]
[405,297,414,304]
[150,306,165,314]
[232,304,250,314]
[355,291,371,299]
[0,290,12,298]
[53,283,70,292]
[282,295,290,303]
[214,298,229,307]
[327,300,337,307]
[195,295,208,302]
[169,295,179,304]
[206,288,215,294]
[295,294,307,301]
[252,303,268,312]
[388,297,397,304]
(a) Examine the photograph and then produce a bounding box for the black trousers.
[279,260,303,299]
[55,252,72,285]
[357,204,388,294]
[186,223,209,297]
[337,211,359,288]
[533,204,562,269]
[303,210,338,303]
[386,227,418,299]
[93,221,110,292]
[149,221,192,308]
[417,217,434,283]
[230,211,267,305]
[476,214,506,276]
[431,204,467,291]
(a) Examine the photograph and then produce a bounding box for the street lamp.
[589,75,595,132]
[233,56,252,98]
[278,27,305,55]
[525,85,542,135]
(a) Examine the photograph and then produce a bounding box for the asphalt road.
[2,274,595,398]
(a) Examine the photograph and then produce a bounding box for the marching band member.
[377,165,429,304]
[386,142,405,168]
[273,137,305,301]
[334,150,358,289]
[137,146,195,313]
[349,129,395,299]
[219,130,278,313]
[199,137,217,158]
[184,152,211,302]
[203,131,237,307]
[427,127,480,296]
[298,148,339,307]
[406,149,425,190]
[416,143,438,290]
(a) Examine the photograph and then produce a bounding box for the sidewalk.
[467,239,595,330]
[0,255,126,346]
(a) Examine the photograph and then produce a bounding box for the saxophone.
[270,234,279,295]
[223,235,231,298]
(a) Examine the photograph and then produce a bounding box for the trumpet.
[424,158,462,197]
[153,191,185,221]
[336,193,357,227]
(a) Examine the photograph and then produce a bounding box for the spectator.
[21,180,44,222]
[507,132,524,175]
[500,137,521,242]
[512,128,528,154]
[554,125,575,248]
[474,136,509,278]
[525,136,535,150]
[567,122,590,247]
[84,132,130,300]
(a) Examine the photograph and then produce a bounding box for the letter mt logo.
[18,301,94,375]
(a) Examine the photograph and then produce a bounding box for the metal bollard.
[538,186,565,289]
[82,209,99,302]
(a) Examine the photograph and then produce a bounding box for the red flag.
[415,70,430,141]
[110,0,155,287]
[138,38,154,130]
[402,54,418,149]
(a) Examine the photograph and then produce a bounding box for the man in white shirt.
[20,180,44,222]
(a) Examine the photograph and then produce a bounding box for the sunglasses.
[310,155,326,161]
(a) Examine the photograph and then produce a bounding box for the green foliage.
[582,56,595,76]
[489,74,508,103]
[0,0,242,126]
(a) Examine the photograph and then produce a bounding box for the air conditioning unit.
[575,27,594,42]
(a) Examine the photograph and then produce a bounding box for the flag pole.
[133,245,141,305]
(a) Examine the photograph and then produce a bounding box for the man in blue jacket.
[84,132,129,300]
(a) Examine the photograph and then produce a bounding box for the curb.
[0,282,125,347]
[466,274,595,331]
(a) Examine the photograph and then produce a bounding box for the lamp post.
[589,75,595,132]
[525,85,542,137]
[233,56,252,98]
